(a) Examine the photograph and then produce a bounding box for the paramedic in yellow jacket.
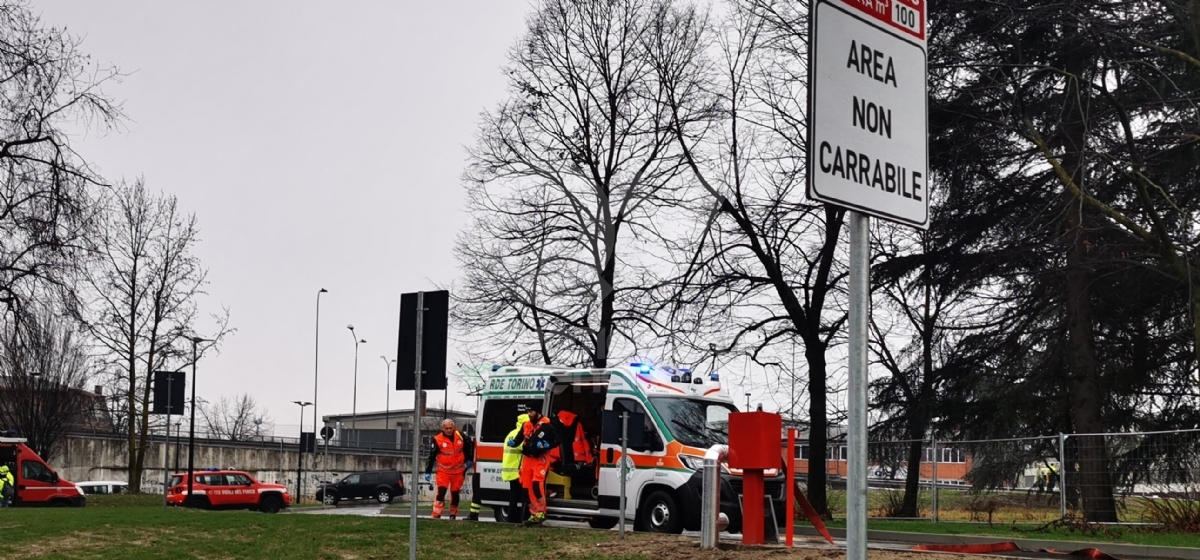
[503,413,528,522]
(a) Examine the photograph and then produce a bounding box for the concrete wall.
[55,433,452,501]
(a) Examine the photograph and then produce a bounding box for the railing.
[65,429,423,458]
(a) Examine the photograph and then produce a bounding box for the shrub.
[1139,491,1200,532]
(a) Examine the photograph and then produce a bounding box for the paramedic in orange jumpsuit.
[423,418,474,519]
[518,409,555,524]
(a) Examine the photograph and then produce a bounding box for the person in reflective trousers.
[503,412,529,522]
[519,408,558,525]
[423,418,474,519]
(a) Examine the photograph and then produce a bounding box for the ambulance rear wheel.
[639,491,683,534]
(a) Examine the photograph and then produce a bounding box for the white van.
[472,364,786,533]
[77,480,127,495]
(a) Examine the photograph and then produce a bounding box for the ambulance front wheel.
[639,491,683,534]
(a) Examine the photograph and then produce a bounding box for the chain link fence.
[784,428,1200,524]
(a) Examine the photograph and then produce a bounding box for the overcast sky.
[31,1,533,435]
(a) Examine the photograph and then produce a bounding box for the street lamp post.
[381,356,395,448]
[293,401,312,503]
[313,288,326,464]
[186,336,210,504]
[347,326,366,446]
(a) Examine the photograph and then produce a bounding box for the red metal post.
[743,469,765,545]
[786,428,796,546]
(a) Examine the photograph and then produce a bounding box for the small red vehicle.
[167,469,291,513]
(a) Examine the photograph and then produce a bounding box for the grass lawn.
[812,518,1200,549]
[0,496,649,560]
[4,494,1195,559]
[822,488,1184,527]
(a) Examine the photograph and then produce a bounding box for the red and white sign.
[808,0,929,229]
[835,0,926,43]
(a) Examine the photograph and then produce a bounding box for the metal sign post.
[409,291,425,560]
[618,411,629,539]
[847,211,869,560]
[162,374,172,509]
[320,426,333,510]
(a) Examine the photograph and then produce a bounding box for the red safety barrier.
[913,542,1022,553]
[1042,547,1122,560]
[792,480,835,545]
[912,542,1121,560]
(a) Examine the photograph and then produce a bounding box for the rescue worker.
[504,412,529,523]
[519,408,559,525]
[423,419,474,520]
[0,465,12,507]
[1046,463,1059,493]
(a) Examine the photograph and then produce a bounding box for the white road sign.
[808,0,928,229]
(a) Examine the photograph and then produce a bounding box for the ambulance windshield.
[649,397,737,448]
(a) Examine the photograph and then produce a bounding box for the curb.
[793,527,1198,560]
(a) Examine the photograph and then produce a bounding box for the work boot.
[467,512,479,521]
[431,500,444,519]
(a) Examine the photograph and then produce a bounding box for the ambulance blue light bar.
[710,373,720,381]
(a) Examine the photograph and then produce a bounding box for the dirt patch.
[7,532,106,559]
[563,534,979,560]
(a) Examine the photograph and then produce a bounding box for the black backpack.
[522,423,560,458]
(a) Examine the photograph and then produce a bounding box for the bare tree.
[70,180,230,492]
[457,0,692,367]
[0,305,95,462]
[651,0,849,515]
[198,394,271,442]
[0,2,122,307]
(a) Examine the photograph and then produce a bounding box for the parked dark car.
[315,470,405,505]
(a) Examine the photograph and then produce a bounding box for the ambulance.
[471,363,787,533]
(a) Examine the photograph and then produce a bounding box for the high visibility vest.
[434,431,466,475]
[502,426,523,482]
